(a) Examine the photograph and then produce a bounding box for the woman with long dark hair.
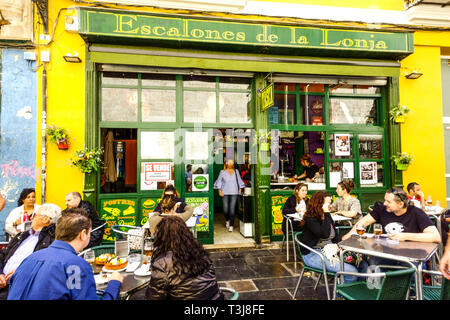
[145,215,223,300]
[5,189,41,238]
[299,191,365,283]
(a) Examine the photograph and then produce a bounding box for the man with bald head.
[64,192,104,249]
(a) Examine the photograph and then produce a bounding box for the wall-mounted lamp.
[63,54,82,63]
[405,70,423,79]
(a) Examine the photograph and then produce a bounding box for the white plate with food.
[102,266,127,273]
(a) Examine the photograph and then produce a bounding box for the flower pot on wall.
[57,140,69,150]
[396,163,408,171]
[394,115,406,123]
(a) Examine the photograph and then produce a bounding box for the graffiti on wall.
[1,160,40,182]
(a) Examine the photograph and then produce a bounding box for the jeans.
[222,195,239,227]
[303,249,367,283]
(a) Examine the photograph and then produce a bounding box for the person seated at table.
[7,208,123,300]
[146,215,223,300]
[63,192,104,249]
[330,179,362,225]
[342,187,440,244]
[148,195,193,236]
[406,182,425,209]
[299,191,366,283]
[297,154,319,182]
[281,183,309,236]
[154,184,187,214]
[0,203,61,300]
[5,188,41,239]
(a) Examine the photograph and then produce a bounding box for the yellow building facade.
[32,0,449,244]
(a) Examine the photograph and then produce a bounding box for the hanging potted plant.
[391,152,414,171]
[46,124,70,150]
[71,147,104,173]
[389,104,412,123]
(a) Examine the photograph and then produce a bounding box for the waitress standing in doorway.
[214,158,246,232]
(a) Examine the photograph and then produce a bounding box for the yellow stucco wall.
[400,43,447,204]
[35,5,86,208]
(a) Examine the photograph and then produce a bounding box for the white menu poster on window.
[335,134,351,156]
[141,131,174,159]
[185,131,209,160]
[343,162,354,179]
[330,171,341,188]
[360,162,377,185]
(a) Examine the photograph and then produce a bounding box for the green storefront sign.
[79,8,413,57]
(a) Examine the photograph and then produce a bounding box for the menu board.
[271,195,289,238]
[185,197,209,232]
[100,198,138,242]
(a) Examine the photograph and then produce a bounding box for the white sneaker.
[225,221,230,229]
[228,226,233,232]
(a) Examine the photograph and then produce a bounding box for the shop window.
[142,89,176,122]
[219,77,251,90]
[275,83,296,92]
[183,91,216,123]
[185,164,209,192]
[183,75,216,88]
[329,98,377,125]
[329,162,355,188]
[359,162,383,187]
[100,128,137,194]
[101,88,138,122]
[141,74,176,87]
[304,84,324,93]
[329,133,354,159]
[140,131,174,159]
[185,131,209,161]
[219,92,251,123]
[270,131,325,190]
[359,134,383,159]
[269,93,297,125]
[302,95,323,125]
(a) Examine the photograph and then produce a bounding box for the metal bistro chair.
[333,266,416,300]
[281,214,296,263]
[293,232,336,300]
[415,270,450,300]
[111,224,149,255]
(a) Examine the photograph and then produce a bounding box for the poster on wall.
[335,134,351,156]
[141,162,172,190]
[100,198,138,242]
[140,198,159,226]
[343,162,354,179]
[185,197,209,232]
[271,195,289,238]
[360,162,377,185]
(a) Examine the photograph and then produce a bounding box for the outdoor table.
[338,235,439,300]
[284,213,352,263]
[94,264,151,300]
[143,215,198,238]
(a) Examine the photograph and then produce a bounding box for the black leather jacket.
[0,224,56,274]
[145,251,224,300]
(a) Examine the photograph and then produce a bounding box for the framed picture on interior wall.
[335,134,351,156]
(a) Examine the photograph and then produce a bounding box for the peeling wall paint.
[0,49,37,240]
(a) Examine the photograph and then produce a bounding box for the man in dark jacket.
[64,192,105,249]
[0,203,60,299]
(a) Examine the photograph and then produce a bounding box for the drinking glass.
[426,195,433,206]
[355,223,366,241]
[373,224,383,241]
[84,250,95,269]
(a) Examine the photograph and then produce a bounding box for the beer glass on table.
[84,250,95,269]
[426,196,433,206]
[355,223,366,241]
[373,223,383,241]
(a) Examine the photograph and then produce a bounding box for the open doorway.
[212,128,255,246]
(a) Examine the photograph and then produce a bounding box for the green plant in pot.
[71,147,104,173]
[391,152,414,171]
[389,104,411,123]
[46,124,70,149]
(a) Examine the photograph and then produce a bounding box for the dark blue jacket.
[7,240,121,300]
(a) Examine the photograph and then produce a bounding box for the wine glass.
[373,223,383,241]
[355,223,366,241]
[84,250,95,269]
